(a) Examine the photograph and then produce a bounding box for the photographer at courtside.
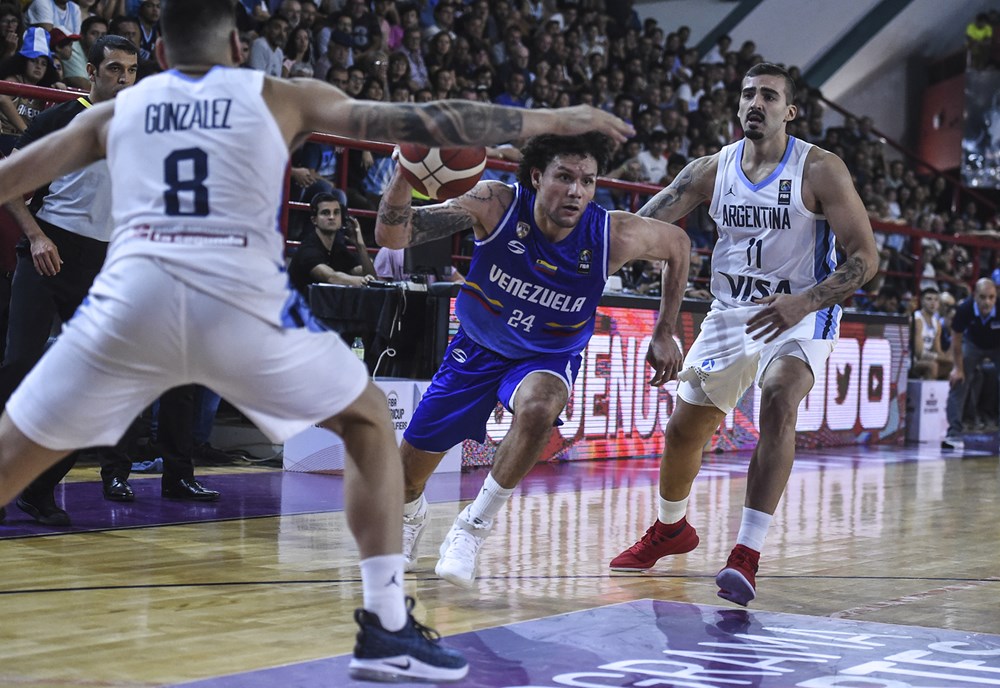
[288,191,377,295]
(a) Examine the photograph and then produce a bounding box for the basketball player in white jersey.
[911,287,946,380]
[611,63,879,607]
[0,1,634,682]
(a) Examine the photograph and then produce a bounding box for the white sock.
[359,554,407,631]
[735,507,772,552]
[464,472,514,526]
[658,497,688,526]
[403,493,427,519]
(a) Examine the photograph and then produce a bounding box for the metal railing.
[0,80,992,298]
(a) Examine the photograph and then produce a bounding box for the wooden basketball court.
[0,441,998,686]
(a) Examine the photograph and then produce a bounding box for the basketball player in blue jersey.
[611,63,879,607]
[375,131,692,589]
[0,1,637,682]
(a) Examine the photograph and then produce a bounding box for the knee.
[512,396,561,434]
[758,384,801,423]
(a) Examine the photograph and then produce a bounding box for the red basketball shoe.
[716,544,760,606]
[610,518,699,571]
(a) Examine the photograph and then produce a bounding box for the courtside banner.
[450,302,908,467]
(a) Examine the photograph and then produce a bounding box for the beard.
[744,126,764,141]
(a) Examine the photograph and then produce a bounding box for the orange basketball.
[397,145,487,200]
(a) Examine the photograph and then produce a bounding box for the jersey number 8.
[164,147,210,217]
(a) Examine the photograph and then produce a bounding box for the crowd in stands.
[0,0,997,435]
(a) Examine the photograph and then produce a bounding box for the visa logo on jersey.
[720,271,791,301]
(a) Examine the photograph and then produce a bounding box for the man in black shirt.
[944,277,1000,448]
[0,36,139,525]
[289,192,376,295]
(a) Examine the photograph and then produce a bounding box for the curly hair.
[515,131,615,187]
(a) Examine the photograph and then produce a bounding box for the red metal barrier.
[1,80,992,297]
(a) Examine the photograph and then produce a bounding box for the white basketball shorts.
[6,255,369,450]
[676,304,836,415]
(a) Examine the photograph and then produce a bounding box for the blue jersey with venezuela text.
[455,183,610,359]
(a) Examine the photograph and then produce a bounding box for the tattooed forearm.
[410,207,475,246]
[357,102,525,147]
[377,201,412,230]
[806,255,870,310]
[638,157,709,222]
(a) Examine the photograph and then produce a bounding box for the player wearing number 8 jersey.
[611,63,879,607]
[375,132,691,589]
[0,0,638,682]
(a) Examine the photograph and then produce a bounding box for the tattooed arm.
[374,166,515,249]
[799,149,879,311]
[270,78,634,149]
[745,148,879,343]
[637,154,718,223]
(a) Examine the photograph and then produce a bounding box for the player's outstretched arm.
[0,102,111,207]
[609,214,691,386]
[745,149,879,343]
[801,150,879,310]
[275,78,634,149]
[374,163,512,249]
[637,154,717,223]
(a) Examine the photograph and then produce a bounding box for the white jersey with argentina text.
[105,67,297,327]
[708,135,841,339]
[456,183,610,359]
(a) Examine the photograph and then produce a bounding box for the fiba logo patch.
[778,179,791,206]
[452,348,468,363]
[700,358,715,371]
[577,249,592,274]
[516,221,530,239]
[507,240,526,255]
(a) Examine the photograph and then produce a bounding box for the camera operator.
[289,192,377,295]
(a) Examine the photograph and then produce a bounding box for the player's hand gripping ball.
[396,145,487,200]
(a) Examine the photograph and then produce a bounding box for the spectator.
[276,0,302,29]
[0,5,23,63]
[63,14,106,88]
[135,0,160,61]
[702,33,731,65]
[424,28,453,71]
[494,70,528,107]
[685,250,712,300]
[249,14,288,76]
[635,129,669,185]
[315,11,352,62]
[315,29,352,83]
[26,0,83,32]
[372,0,402,52]
[423,0,456,44]
[398,25,428,89]
[373,246,405,281]
[283,25,314,75]
[966,12,993,70]
[0,29,63,154]
[386,49,413,91]
[870,285,901,314]
[108,14,141,49]
[299,0,318,32]
[289,193,377,295]
[944,278,999,448]
[345,0,382,57]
